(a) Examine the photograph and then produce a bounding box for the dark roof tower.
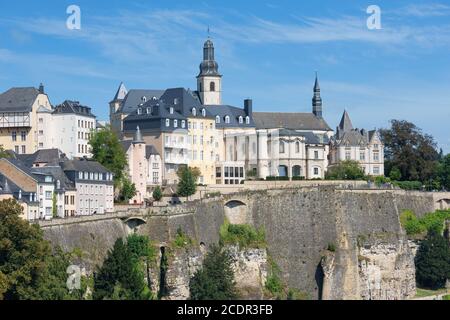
[133,126,144,144]
[312,72,323,118]
[336,110,354,139]
[198,38,221,77]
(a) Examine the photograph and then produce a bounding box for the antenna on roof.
[207,26,211,38]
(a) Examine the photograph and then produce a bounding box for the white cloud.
[398,3,450,17]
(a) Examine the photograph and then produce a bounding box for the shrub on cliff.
[219,219,266,248]
[189,244,237,300]
[415,230,450,290]
[400,209,450,236]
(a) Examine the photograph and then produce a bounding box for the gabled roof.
[253,112,332,131]
[146,145,159,158]
[31,166,75,190]
[338,110,353,132]
[61,159,112,174]
[112,82,128,101]
[16,149,66,167]
[0,87,41,112]
[53,100,96,118]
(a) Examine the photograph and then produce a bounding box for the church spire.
[312,72,323,118]
[197,36,222,105]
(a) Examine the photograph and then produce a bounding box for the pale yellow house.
[0,84,51,154]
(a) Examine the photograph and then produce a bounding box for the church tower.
[312,73,323,118]
[197,37,222,105]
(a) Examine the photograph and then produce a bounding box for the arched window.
[169,107,174,114]
[174,120,178,128]
[216,115,220,124]
[225,116,230,124]
[245,116,250,124]
[192,108,197,116]
[238,116,243,124]
[146,107,151,114]
[137,107,142,115]
[296,141,300,153]
[202,108,206,117]
[210,82,216,92]
[165,119,170,127]
[181,120,186,128]
[279,141,285,154]
[141,96,147,103]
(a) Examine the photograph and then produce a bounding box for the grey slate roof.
[278,129,329,144]
[146,145,159,158]
[61,159,112,174]
[53,100,96,118]
[338,110,353,133]
[16,149,66,167]
[253,112,332,131]
[206,105,254,128]
[31,166,75,190]
[119,89,165,114]
[112,82,128,101]
[0,174,38,204]
[0,87,41,112]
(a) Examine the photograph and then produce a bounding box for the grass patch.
[415,287,448,298]
[219,219,266,249]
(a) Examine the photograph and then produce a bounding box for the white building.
[37,100,96,159]
[329,111,384,176]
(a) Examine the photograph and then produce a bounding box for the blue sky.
[0,0,449,152]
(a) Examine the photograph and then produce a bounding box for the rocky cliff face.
[160,245,268,300]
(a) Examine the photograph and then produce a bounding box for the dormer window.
[216,116,220,124]
[181,120,186,128]
[137,107,142,115]
[165,119,170,127]
[146,107,151,114]
[174,98,179,105]
[152,96,157,101]
[201,108,206,117]
[141,96,147,103]
[245,116,250,124]
[238,116,243,124]
[225,116,230,124]
[170,107,174,114]
[192,108,197,116]
[174,120,178,128]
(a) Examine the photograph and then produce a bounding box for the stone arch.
[278,165,288,177]
[224,200,248,224]
[123,217,146,232]
[436,198,450,210]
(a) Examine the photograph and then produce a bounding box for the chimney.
[38,83,45,94]
[244,99,253,116]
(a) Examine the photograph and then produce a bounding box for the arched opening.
[224,200,248,225]
[278,165,288,177]
[210,82,216,92]
[315,262,325,300]
[124,217,146,232]
[292,165,302,177]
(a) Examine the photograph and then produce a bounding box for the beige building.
[0,84,51,154]
[329,111,384,176]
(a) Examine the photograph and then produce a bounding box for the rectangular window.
[373,152,380,161]
[45,191,52,200]
[360,152,365,161]
[373,167,380,175]
[314,168,319,175]
[12,131,17,142]
[21,131,26,141]
[14,146,19,154]
[345,152,351,160]
[314,151,319,159]
[21,146,26,154]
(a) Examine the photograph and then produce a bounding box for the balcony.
[164,140,189,149]
[0,112,31,128]
[164,154,189,164]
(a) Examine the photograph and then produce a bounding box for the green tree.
[438,154,450,190]
[93,238,149,300]
[380,120,439,182]
[0,199,79,300]
[152,186,163,201]
[89,125,127,187]
[120,178,137,202]
[177,166,201,183]
[189,244,237,300]
[0,145,10,158]
[415,230,450,290]
[177,167,197,199]
[326,160,365,180]
[389,167,402,181]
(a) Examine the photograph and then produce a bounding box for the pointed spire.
[133,126,144,144]
[3,179,12,194]
[113,82,128,101]
[312,72,323,118]
[339,110,354,133]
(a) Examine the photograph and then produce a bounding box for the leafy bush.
[393,180,423,190]
[327,243,336,252]
[443,294,450,300]
[219,219,266,248]
[266,176,289,181]
[172,227,194,248]
[265,259,284,299]
[326,160,365,180]
[400,209,450,235]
